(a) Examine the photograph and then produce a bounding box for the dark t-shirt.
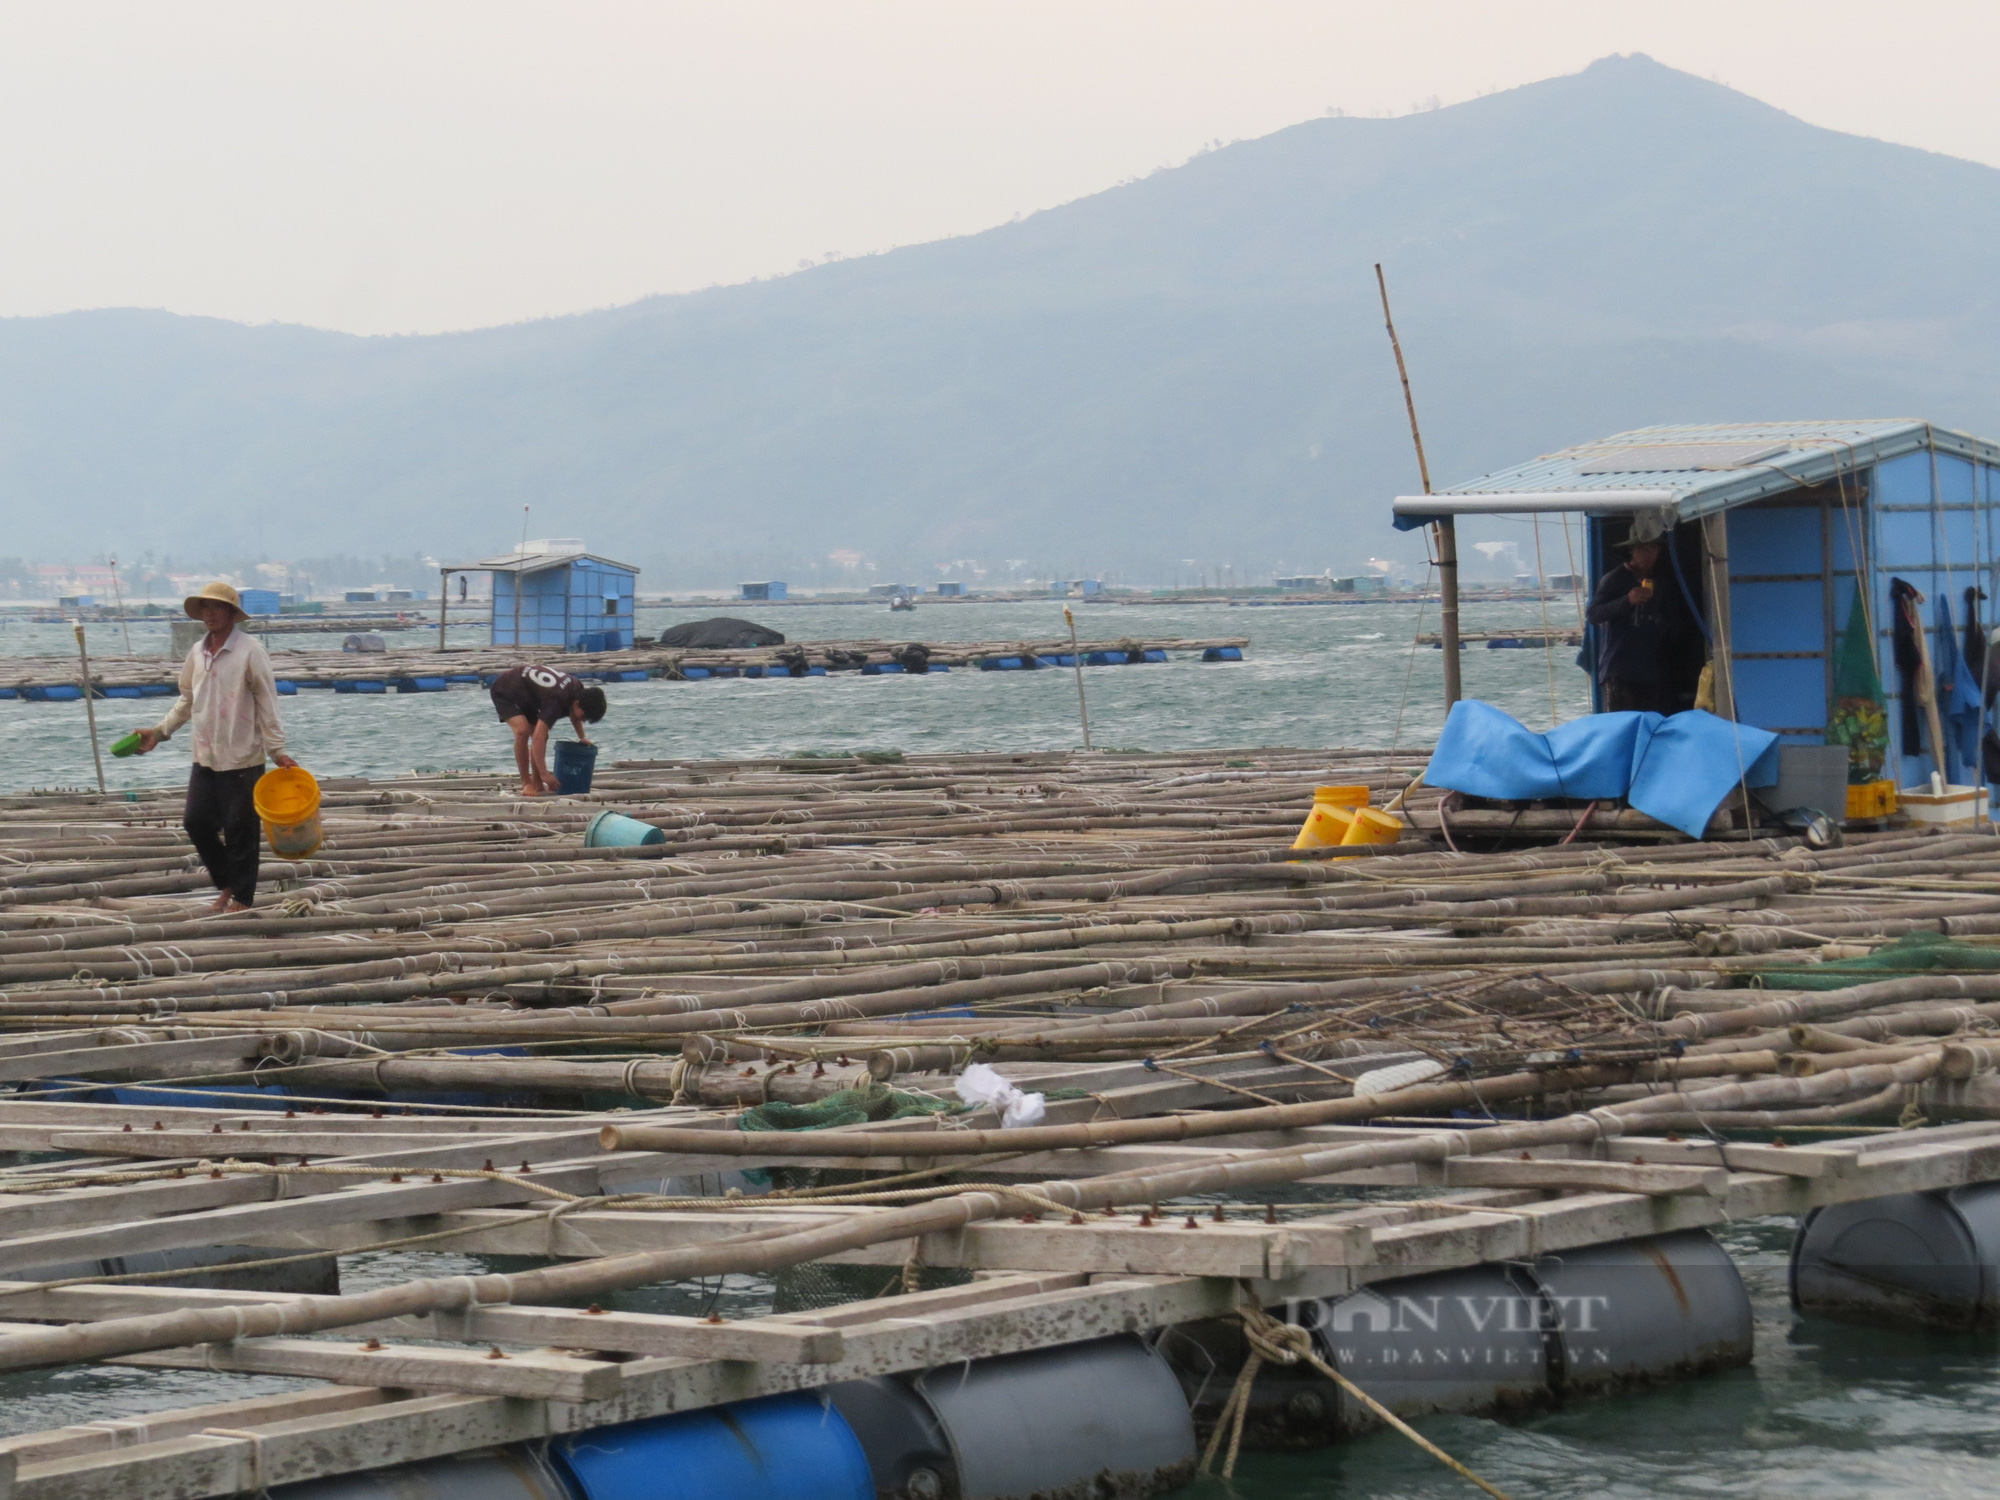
[491,664,583,726]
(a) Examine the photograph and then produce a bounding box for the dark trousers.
[1605,679,1679,716]
[185,764,262,905]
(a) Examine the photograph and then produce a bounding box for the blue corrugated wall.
[491,561,637,650]
[1721,444,2000,789]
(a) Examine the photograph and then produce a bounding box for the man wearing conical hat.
[131,582,298,913]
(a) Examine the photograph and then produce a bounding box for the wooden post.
[436,570,449,651]
[1436,517,1463,708]
[1700,513,1736,720]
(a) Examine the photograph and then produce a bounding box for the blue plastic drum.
[552,1392,873,1500]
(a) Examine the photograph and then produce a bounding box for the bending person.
[489,664,607,796]
[132,581,298,913]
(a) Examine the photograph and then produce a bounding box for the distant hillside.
[5,53,2000,587]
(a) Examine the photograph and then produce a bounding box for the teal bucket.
[585,810,665,848]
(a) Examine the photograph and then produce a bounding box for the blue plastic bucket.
[584,810,664,847]
[553,740,598,794]
[552,1393,872,1500]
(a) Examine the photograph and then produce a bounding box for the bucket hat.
[1615,515,1668,550]
[183,581,247,621]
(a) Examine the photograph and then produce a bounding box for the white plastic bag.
[954,1062,1047,1128]
[1351,1057,1448,1098]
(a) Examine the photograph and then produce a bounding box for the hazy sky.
[4,2,1997,336]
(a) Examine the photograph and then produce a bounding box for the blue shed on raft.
[436,540,639,652]
[1393,420,2000,795]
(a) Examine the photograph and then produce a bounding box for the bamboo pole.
[1064,605,1092,750]
[70,624,106,795]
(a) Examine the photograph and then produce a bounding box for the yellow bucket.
[1290,786,1370,849]
[253,765,323,860]
[1292,803,1358,849]
[1339,805,1405,851]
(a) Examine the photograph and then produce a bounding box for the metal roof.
[1391,419,2000,529]
[446,551,640,575]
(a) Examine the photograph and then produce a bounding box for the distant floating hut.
[438,539,638,652]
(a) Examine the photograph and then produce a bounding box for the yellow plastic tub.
[254,765,323,860]
[1314,785,1370,808]
[1290,785,1371,849]
[1339,805,1405,851]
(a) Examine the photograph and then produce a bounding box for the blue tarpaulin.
[1425,701,1781,838]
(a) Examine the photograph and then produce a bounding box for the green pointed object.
[1827,582,1888,784]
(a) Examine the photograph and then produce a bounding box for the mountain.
[5,53,2000,588]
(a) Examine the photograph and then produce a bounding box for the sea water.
[0,598,1591,794]
[8,600,1988,1496]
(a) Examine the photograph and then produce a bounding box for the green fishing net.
[739,1084,965,1132]
[740,1082,1092,1132]
[1753,930,2000,989]
[1826,582,1889,784]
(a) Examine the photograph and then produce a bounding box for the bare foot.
[518,782,543,798]
[207,891,233,914]
[222,897,253,914]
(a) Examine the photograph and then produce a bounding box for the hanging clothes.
[1965,586,1987,688]
[1890,578,1925,756]
[1969,585,1997,709]
[1934,591,1983,785]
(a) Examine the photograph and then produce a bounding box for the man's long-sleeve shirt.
[152,627,288,771]
[1585,563,1695,688]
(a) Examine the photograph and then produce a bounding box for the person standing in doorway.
[488,663,606,796]
[131,582,297,912]
[1585,518,1702,715]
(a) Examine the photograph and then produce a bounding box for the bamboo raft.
[0,636,1249,698]
[0,748,1994,1495]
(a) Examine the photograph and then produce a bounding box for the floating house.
[1393,420,2000,790]
[237,588,282,617]
[438,540,639,651]
[739,581,787,601]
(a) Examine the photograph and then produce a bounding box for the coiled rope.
[1200,1296,1515,1499]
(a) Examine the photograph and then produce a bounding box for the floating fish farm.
[0,636,1249,701]
[0,749,1994,1498]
